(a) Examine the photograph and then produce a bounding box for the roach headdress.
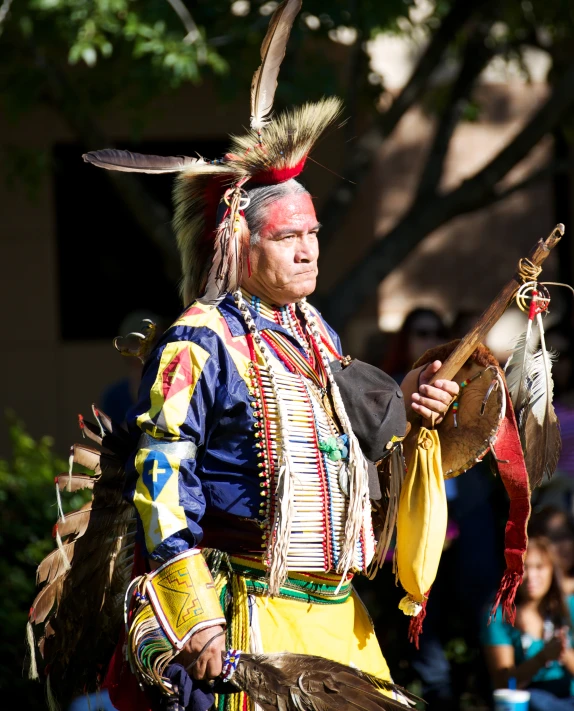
[83,0,342,306]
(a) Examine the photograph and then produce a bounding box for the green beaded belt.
[229,554,352,604]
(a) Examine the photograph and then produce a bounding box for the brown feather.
[250,0,302,130]
[523,409,561,489]
[80,418,103,447]
[30,578,63,625]
[56,474,95,493]
[36,541,79,586]
[229,653,418,711]
[515,323,562,489]
[55,504,136,542]
[72,444,100,472]
[82,149,203,173]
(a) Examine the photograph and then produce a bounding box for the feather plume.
[518,317,562,489]
[504,323,536,411]
[233,98,343,178]
[82,149,203,174]
[250,0,302,130]
[228,653,419,711]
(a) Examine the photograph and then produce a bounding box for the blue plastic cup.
[493,688,530,711]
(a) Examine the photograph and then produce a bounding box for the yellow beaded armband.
[147,549,225,648]
[127,549,225,695]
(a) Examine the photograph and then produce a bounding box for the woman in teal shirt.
[482,536,574,710]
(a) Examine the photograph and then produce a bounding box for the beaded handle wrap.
[222,649,242,682]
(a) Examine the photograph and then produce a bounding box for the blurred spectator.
[481,536,574,710]
[530,507,574,596]
[380,308,449,383]
[100,309,165,425]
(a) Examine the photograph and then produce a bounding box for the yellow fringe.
[214,570,252,711]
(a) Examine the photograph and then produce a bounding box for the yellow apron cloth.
[254,589,391,680]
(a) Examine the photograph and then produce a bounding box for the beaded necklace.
[235,290,374,593]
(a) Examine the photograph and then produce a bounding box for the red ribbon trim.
[489,383,531,625]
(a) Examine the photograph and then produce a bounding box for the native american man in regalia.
[28,3,562,711]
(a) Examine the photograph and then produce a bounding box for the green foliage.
[0,413,87,705]
[0,0,418,119]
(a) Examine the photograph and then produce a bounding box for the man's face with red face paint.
[241,192,320,306]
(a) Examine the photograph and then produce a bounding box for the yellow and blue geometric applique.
[141,450,173,500]
[146,550,226,648]
[134,448,187,553]
[136,341,210,438]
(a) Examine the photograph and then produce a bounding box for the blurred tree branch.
[323,60,574,329]
[165,0,200,45]
[415,18,495,202]
[318,0,490,246]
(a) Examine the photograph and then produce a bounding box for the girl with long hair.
[482,536,574,710]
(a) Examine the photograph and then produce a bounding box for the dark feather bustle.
[28,409,136,706]
[228,653,419,711]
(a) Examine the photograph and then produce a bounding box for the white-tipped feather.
[250,0,302,130]
[82,149,204,174]
[527,339,557,428]
[508,318,562,489]
[505,324,536,411]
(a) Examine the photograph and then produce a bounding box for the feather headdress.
[83,0,342,306]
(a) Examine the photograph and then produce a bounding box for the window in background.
[53,139,228,341]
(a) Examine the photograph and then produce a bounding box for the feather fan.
[227,652,419,711]
[505,323,562,489]
[250,0,302,130]
[519,317,561,489]
[82,149,203,173]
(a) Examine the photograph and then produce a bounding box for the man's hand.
[411,360,459,425]
[176,624,226,680]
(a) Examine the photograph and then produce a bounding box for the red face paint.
[241,192,320,306]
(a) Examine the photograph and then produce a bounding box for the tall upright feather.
[250,0,302,130]
[519,316,561,489]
